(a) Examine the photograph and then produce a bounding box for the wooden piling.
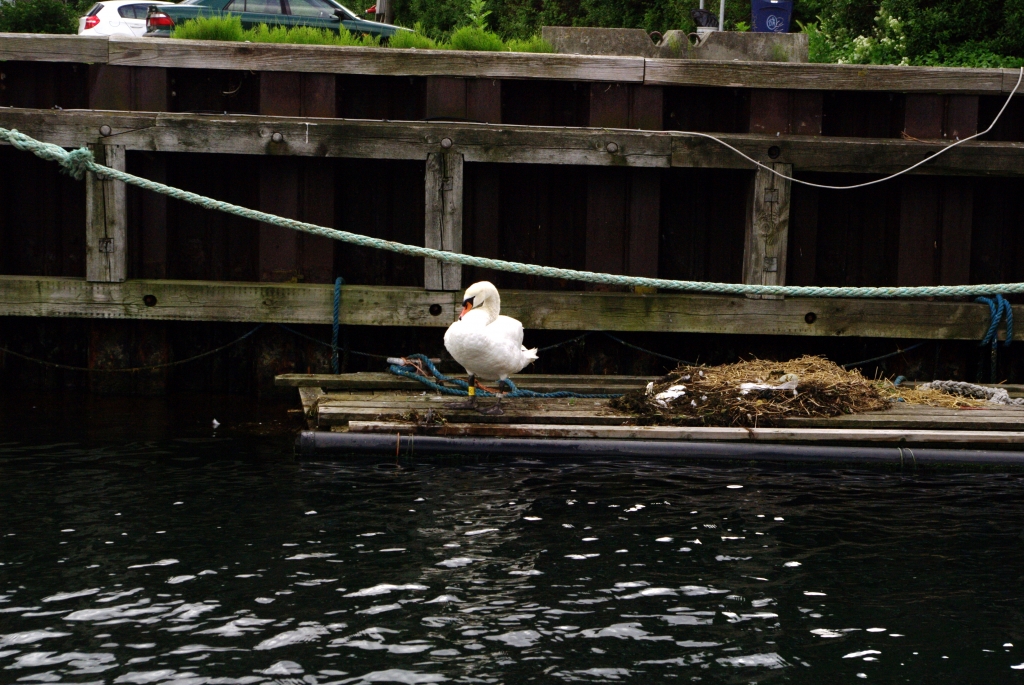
[424,152,464,291]
[85,143,127,283]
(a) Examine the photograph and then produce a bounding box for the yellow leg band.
[468,386,476,397]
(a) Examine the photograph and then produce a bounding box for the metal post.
[719,0,725,30]
[699,0,704,8]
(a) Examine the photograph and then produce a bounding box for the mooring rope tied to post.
[0,67,1022,298]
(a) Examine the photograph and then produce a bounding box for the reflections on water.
[1,437,1023,683]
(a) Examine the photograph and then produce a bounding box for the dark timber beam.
[0,276,1015,340]
[4,109,1024,177]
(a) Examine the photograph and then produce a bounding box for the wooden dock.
[2,33,1024,393]
[278,373,1024,454]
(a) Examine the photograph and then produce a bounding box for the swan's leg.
[479,379,507,416]
[445,374,479,410]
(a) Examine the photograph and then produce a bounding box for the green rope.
[4,125,1024,300]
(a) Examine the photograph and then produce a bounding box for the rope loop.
[976,294,1013,348]
[387,354,621,398]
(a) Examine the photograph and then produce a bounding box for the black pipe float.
[296,431,1024,466]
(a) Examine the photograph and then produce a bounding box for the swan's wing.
[493,315,525,346]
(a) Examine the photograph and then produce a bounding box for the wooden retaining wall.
[2,34,1024,391]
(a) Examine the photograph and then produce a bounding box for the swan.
[443,281,538,414]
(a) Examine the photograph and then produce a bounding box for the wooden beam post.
[586,83,662,289]
[743,163,792,299]
[85,143,127,282]
[424,152,464,291]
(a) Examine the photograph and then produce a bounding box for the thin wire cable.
[675,67,1024,191]
[841,341,927,370]
[537,332,592,353]
[0,325,263,373]
[602,332,692,365]
[275,324,390,359]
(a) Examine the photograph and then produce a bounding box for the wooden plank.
[897,176,940,286]
[8,108,1024,176]
[940,177,972,285]
[2,276,1022,339]
[85,144,126,283]
[275,371,656,391]
[424,152,463,291]
[107,36,644,82]
[644,59,1012,93]
[904,94,944,140]
[298,386,325,429]
[317,399,630,427]
[259,72,301,282]
[743,163,791,299]
[749,89,791,135]
[945,95,979,140]
[0,33,109,63]
[348,420,1024,445]
[425,77,467,120]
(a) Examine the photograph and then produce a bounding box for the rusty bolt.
[440,137,453,149]
[99,125,112,137]
[606,142,619,153]
[271,132,284,143]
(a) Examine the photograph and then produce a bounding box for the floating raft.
[278,373,1024,464]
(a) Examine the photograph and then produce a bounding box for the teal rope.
[332,276,343,374]
[6,125,1024,299]
[388,354,622,398]
[976,295,1013,348]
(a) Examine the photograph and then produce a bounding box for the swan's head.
[459,281,500,320]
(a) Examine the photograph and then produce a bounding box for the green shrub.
[447,25,504,50]
[173,16,380,46]
[389,28,438,49]
[0,0,80,34]
[172,14,246,41]
[505,35,553,52]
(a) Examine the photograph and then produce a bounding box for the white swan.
[443,281,538,413]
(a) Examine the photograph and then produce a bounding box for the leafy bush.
[389,25,438,48]
[447,25,504,50]
[173,16,380,46]
[801,0,1024,67]
[0,0,81,34]
[505,34,553,52]
[172,14,247,41]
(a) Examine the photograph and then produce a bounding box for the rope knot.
[61,147,97,181]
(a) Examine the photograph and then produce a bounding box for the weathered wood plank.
[0,276,1019,339]
[275,371,656,391]
[6,109,1024,176]
[349,420,1024,444]
[644,59,1014,93]
[0,33,108,63]
[85,144,126,283]
[743,163,791,300]
[107,36,645,82]
[424,152,463,291]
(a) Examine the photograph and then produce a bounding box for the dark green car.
[144,0,407,39]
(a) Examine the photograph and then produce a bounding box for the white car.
[79,0,175,37]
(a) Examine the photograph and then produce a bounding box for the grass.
[171,14,551,52]
[447,25,504,51]
[172,14,246,41]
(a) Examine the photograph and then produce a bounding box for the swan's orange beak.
[459,301,473,320]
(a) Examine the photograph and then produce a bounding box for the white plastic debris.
[654,385,687,407]
[212,419,220,428]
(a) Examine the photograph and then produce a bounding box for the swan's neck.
[479,298,500,323]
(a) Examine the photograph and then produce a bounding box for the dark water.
[1,395,1024,684]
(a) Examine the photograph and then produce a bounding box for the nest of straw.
[612,355,890,427]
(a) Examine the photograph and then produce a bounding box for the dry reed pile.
[612,355,890,427]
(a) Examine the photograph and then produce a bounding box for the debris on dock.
[612,356,889,427]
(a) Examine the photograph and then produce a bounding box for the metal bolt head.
[440,137,453,149]
[99,125,112,137]
[271,132,284,143]
[606,142,619,153]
